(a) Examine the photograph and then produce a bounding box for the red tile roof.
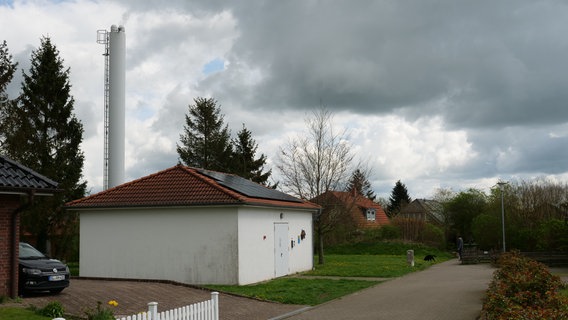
[66,165,320,210]
[312,191,390,228]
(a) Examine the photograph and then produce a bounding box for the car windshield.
[19,243,47,259]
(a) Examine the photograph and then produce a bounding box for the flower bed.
[481,251,568,319]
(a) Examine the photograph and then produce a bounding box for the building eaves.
[0,155,59,194]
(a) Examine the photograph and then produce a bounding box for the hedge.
[481,252,568,319]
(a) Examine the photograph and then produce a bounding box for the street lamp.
[497,181,508,253]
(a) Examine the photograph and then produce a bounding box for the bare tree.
[277,107,355,264]
[431,187,455,204]
[508,178,568,228]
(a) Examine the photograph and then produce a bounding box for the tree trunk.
[317,228,325,265]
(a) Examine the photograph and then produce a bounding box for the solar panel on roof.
[196,168,302,203]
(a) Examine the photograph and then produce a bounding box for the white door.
[274,223,289,277]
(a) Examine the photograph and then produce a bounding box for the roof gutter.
[0,186,59,197]
[66,200,321,211]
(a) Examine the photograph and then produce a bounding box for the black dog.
[424,254,436,262]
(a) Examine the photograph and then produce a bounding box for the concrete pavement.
[277,259,496,320]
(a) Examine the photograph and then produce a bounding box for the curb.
[269,306,313,320]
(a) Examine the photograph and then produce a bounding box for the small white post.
[211,291,219,320]
[407,249,415,267]
[148,301,158,320]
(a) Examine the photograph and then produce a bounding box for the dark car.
[18,242,70,294]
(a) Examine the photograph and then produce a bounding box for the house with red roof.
[66,165,320,285]
[0,155,59,298]
[311,190,389,230]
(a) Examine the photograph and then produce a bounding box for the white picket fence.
[115,292,219,320]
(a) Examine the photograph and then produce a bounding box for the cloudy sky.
[2,0,568,199]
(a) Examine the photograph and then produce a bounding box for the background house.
[313,191,389,228]
[0,155,59,298]
[399,199,445,226]
[311,191,389,245]
[66,165,320,285]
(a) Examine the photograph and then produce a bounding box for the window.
[366,208,376,221]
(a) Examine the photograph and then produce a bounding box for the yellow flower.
[108,300,119,307]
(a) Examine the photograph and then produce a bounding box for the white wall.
[286,210,314,274]
[80,207,239,284]
[237,207,313,285]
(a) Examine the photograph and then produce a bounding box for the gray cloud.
[205,1,568,130]
[201,1,568,198]
[4,0,568,198]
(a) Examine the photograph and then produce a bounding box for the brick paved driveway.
[19,278,306,320]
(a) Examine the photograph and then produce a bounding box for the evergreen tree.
[231,124,272,185]
[0,37,86,257]
[177,97,233,171]
[387,180,411,218]
[0,40,17,103]
[346,168,376,200]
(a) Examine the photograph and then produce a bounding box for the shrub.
[482,252,568,319]
[471,213,500,250]
[420,223,444,249]
[37,301,65,318]
[349,225,402,243]
[325,240,452,259]
[379,224,401,240]
[84,301,118,320]
[537,219,568,251]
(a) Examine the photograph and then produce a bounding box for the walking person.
[457,236,464,261]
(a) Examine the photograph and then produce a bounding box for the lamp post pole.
[497,182,507,253]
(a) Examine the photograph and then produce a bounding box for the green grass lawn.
[0,307,50,320]
[309,241,453,278]
[325,241,453,258]
[205,241,452,305]
[207,277,379,305]
[306,254,436,278]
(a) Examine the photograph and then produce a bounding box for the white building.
[67,165,319,285]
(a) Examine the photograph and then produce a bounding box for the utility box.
[407,249,415,267]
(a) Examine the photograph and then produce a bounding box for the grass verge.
[306,254,434,277]
[206,277,380,306]
[0,307,50,320]
[325,241,453,258]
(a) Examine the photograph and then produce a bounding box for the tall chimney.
[108,25,126,188]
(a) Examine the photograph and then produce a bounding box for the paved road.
[277,259,496,320]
